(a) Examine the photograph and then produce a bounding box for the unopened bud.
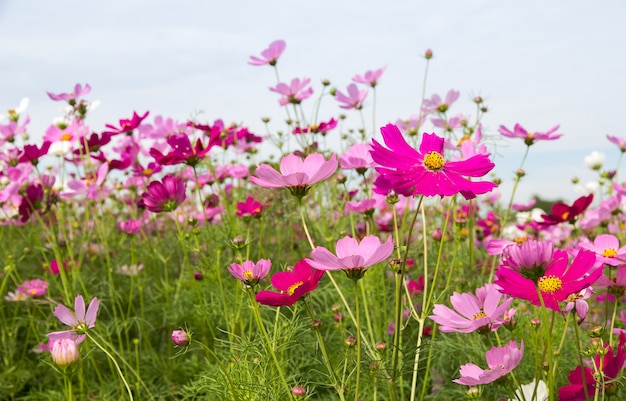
[292,385,307,397]
[50,338,80,368]
[171,329,190,346]
[345,335,356,347]
[424,49,433,59]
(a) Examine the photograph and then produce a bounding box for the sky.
[1,0,626,204]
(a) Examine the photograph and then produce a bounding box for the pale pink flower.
[563,287,593,324]
[453,340,524,385]
[17,279,48,297]
[577,234,626,266]
[335,83,367,110]
[352,67,386,87]
[339,143,375,171]
[250,153,337,199]
[47,83,91,102]
[249,39,286,66]
[306,235,393,281]
[47,295,100,345]
[270,78,313,106]
[345,198,377,214]
[422,89,460,114]
[498,123,562,146]
[49,338,80,367]
[228,259,272,285]
[607,135,626,152]
[61,163,109,200]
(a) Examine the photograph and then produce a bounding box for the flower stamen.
[287,281,303,295]
[538,275,563,294]
[423,151,445,171]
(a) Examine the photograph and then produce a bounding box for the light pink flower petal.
[73,295,86,321]
[335,236,360,259]
[85,298,99,327]
[307,247,343,271]
[54,305,77,327]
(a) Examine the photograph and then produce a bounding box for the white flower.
[509,379,548,401]
[584,151,605,170]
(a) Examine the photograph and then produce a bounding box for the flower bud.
[424,49,433,59]
[345,335,356,347]
[171,329,190,346]
[292,385,307,397]
[431,229,442,241]
[193,270,203,281]
[50,338,80,368]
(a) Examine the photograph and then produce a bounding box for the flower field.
[2,39,626,401]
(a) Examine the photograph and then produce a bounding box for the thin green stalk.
[609,296,619,347]
[354,280,361,401]
[86,332,133,401]
[192,340,237,401]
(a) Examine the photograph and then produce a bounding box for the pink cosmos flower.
[250,153,337,199]
[335,83,367,110]
[395,115,424,137]
[150,131,220,167]
[345,198,377,214]
[370,124,496,200]
[453,340,524,385]
[577,234,626,266]
[269,78,313,106]
[558,334,626,400]
[500,239,555,279]
[47,295,99,345]
[18,141,51,166]
[256,260,324,307]
[17,279,48,297]
[236,196,264,218]
[118,219,142,234]
[512,199,536,211]
[49,338,80,368]
[292,118,338,136]
[103,111,149,136]
[563,287,593,324]
[339,143,375,172]
[140,175,187,213]
[352,67,386,87]
[498,123,562,146]
[607,134,626,152]
[61,163,109,200]
[540,194,593,226]
[495,249,602,312]
[422,89,460,114]
[228,259,272,286]
[171,329,190,346]
[306,235,393,281]
[595,264,626,300]
[429,283,513,334]
[249,39,286,66]
[47,83,91,102]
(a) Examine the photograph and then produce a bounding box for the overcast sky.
[1,0,625,204]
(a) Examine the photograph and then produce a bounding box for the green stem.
[354,280,361,401]
[86,332,134,401]
[192,340,237,401]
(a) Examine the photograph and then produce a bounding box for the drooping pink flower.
[17,279,48,297]
[370,124,496,200]
[352,67,386,88]
[103,111,149,136]
[306,235,393,281]
[249,39,286,66]
[607,135,626,152]
[577,234,626,266]
[140,175,187,213]
[334,83,367,110]
[236,196,264,218]
[453,340,524,385]
[250,153,337,199]
[563,287,593,324]
[339,143,375,172]
[422,89,460,114]
[228,259,272,286]
[429,283,513,334]
[256,260,324,307]
[495,249,602,312]
[47,83,91,102]
[47,295,100,345]
[269,78,313,106]
[498,123,562,146]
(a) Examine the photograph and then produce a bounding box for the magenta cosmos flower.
[495,249,602,312]
[249,39,286,66]
[140,175,187,213]
[352,67,386,88]
[103,111,149,136]
[370,124,496,200]
[256,260,324,307]
[335,83,368,110]
[498,123,562,146]
[236,196,264,218]
[47,295,99,345]
[306,235,393,281]
[578,234,626,266]
[453,340,524,385]
[269,77,313,106]
[540,194,593,226]
[228,259,272,286]
[150,131,220,167]
[250,153,337,199]
[429,283,513,334]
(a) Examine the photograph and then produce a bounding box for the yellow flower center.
[243,270,254,280]
[514,236,528,245]
[61,133,73,141]
[423,151,445,171]
[143,168,153,176]
[538,275,563,294]
[527,132,534,138]
[457,135,471,147]
[603,248,618,258]
[472,311,487,320]
[561,211,570,220]
[287,281,303,295]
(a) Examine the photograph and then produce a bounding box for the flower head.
[306,235,393,281]
[498,123,562,146]
[607,135,626,153]
[352,67,386,88]
[334,83,367,110]
[540,194,593,226]
[49,338,80,368]
[453,340,524,385]
[584,151,605,170]
[495,249,602,312]
[422,90,459,114]
[236,196,264,218]
[17,279,48,297]
[270,78,313,106]
[103,111,149,136]
[339,143,375,172]
[429,283,513,334]
[249,39,286,66]
[150,131,219,167]
[500,240,555,280]
[250,153,337,199]
[171,329,191,346]
[47,83,91,103]
[370,124,496,200]
[228,259,272,286]
[140,175,187,213]
[47,295,99,345]
[256,260,324,307]
[578,234,626,266]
